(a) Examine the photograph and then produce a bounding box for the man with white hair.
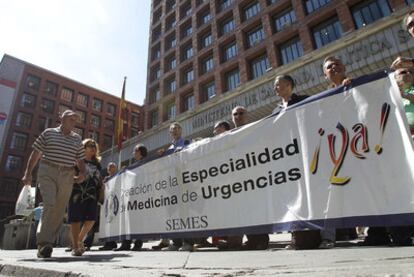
[22,110,86,258]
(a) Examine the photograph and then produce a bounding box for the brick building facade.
[101,0,414,166]
[144,0,412,130]
[0,55,144,219]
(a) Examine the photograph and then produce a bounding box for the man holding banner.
[232,106,270,250]
[163,122,194,251]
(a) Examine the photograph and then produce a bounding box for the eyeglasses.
[233,112,244,116]
[407,20,414,30]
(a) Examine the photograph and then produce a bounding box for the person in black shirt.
[68,139,103,256]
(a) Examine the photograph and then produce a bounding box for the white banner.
[100,71,414,241]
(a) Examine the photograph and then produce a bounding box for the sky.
[0,0,151,105]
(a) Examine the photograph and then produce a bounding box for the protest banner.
[100,71,414,241]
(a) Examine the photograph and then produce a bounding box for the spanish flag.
[117,77,127,151]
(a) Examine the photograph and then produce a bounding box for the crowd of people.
[21,11,414,258]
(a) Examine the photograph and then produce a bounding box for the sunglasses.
[407,21,414,30]
[86,143,96,148]
[233,112,244,116]
[398,70,413,75]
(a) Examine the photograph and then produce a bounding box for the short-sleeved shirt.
[33,126,85,167]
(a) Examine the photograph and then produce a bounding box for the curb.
[0,264,88,277]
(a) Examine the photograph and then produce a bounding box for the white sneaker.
[179,243,194,252]
[162,244,180,251]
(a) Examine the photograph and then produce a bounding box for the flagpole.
[117,76,127,170]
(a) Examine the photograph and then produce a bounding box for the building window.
[155,89,161,102]
[202,81,216,102]
[267,0,278,5]
[103,134,113,148]
[152,26,161,42]
[58,104,71,116]
[250,55,270,79]
[76,93,88,107]
[149,88,160,104]
[166,15,177,30]
[73,127,84,138]
[150,109,159,127]
[182,24,193,38]
[273,8,296,32]
[5,155,22,172]
[221,18,235,36]
[152,46,161,60]
[304,0,331,14]
[168,78,177,93]
[105,119,114,130]
[223,41,238,61]
[16,112,32,128]
[243,1,260,21]
[225,69,240,92]
[167,56,177,70]
[201,32,213,48]
[201,56,214,73]
[91,114,101,128]
[183,68,194,84]
[219,0,234,12]
[26,74,41,91]
[166,34,177,50]
[153,8,162,23]
[92,98,102,112]
[21,93,36,108]
[313,17,342,49]
[183,94,195,111]
[38,117,53,131]
[44,81,58,96]
[89,131,99,142]
[183,45,193,60]
[201,11,211,25]
[10,132,28,151]
[167,102,177,120]
[280,37,304,65]
[131,112,140,127]
[152,66,161,81]
[107,104,116,116]
[167,0,176,11]
[351,0,391,29]
[41,98,55,114]
[181,3,192,19]
[75,110,86,123]
[61,87,74,102]
[247,26,265,48]
[0,179,19,199]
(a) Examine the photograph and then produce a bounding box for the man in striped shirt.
[22,110,86,258]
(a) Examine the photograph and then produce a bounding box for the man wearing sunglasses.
[231,106,270,250]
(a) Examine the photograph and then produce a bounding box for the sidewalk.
[0,234,413,277]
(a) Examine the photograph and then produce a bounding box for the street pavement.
[0,234,414,277]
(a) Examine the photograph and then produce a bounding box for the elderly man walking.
[22,110,86,258]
